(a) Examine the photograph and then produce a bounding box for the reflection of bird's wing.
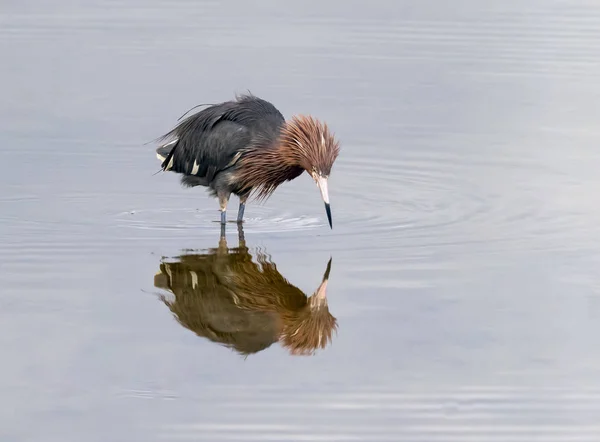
[157,94,285,185]
[156,259,280,355]
[220,257,309,313]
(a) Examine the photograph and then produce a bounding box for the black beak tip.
[323,256,333,281]
[324,203,332,228]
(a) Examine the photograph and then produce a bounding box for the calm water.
[2,0,600,440]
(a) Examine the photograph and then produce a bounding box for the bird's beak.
[315,175,332,228]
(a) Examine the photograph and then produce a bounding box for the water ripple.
[155,386,600,441]
[113,207,325,234]
[327,147,600,255]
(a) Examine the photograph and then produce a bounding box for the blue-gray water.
[2,1,600,440]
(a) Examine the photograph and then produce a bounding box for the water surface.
[2,0,600,440]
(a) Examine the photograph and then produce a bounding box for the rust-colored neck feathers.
[279,115,340,175]
[279,292,338,356]
[236,115,340,201]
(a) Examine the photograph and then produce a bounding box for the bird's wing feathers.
[157,95,285,183]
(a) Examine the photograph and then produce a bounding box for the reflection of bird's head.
[279,258,337,356]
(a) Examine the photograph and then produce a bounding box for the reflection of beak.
[315,176,332,228]
[315,257,332,300]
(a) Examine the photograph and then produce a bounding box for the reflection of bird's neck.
[308,276,329,308]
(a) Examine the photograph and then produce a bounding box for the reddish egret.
[155,93,340,228]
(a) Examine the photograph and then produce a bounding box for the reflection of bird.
[154,224,337,356]
[154,93,340,227]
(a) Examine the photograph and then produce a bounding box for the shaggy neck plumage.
[236,116,339,201]
[235,127,305,201]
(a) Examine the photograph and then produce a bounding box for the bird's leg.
[237,193,249,223]
[218,192,230,225]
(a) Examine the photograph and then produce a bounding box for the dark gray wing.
[158,94,285,184]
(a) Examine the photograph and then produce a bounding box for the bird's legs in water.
[218,192,249,237]
[218,217,246,249]
[237,193,249,223]
[218,191,248,225]
[218,192,230,226]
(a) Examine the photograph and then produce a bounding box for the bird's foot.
[220,210,227,225]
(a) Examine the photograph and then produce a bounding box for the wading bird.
[154,224,337,356]
[155,93,340,227]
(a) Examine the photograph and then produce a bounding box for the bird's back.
[156,94,285,187]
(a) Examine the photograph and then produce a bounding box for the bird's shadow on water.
[153,223,337,357]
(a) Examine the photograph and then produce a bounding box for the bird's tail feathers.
[156,139,178,170]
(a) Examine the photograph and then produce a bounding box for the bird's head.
[281,115,341,228]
